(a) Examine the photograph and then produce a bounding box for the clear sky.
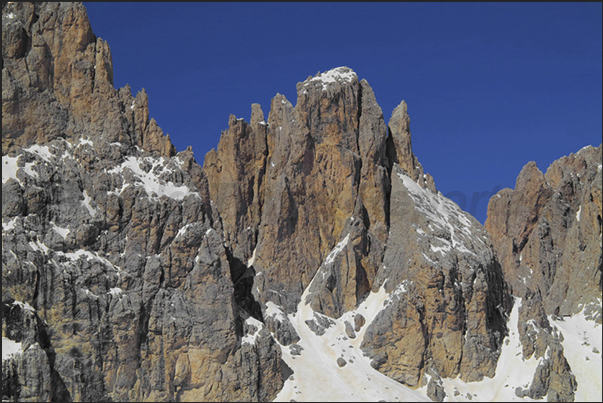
[83,2,602,223]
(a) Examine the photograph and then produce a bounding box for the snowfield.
[550,308,602,402]
[270,237,602,402]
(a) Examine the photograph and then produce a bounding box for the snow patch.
[55,250,120,275]
[242,315,265,346]
[3,217,17,233]
[247,247,257,268]
[550,309,602,402]
[576,205,581,222]
[29,239,49,254]
[22,162,38,178]
[265,301,287,323]
[50,222,70,239]
[325,234,350,265]
[2,154,20,184]
[81,190,97,217]
[12,300,35,315]
[385,280,410,306]
[108,156,193,200]
[304,67,357,91]
[175,223,193,240]
[108,288,124,297]
[430,244,452,254]
[2,338,22,361]
[25,144,53,162]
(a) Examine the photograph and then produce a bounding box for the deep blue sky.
[84,2,602,223]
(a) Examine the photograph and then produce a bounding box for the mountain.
[2,2,601,402]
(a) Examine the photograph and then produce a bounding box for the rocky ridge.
[3,2,601,402]
[3,3,282,402]
[485,144,602,401]
[486,144,602,321]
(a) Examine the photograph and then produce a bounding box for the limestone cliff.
[3,2,600,403]
[3,3,282,402]
[203,65,512,398]
[486,144,602,320]
[485,144,602,401]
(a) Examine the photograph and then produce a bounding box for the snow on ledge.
[12,300,36,315]
[107,155,193,201]
[242,315,265,346]
[265,301,287,323]
[2,337,22,361]
[324,234,350,266]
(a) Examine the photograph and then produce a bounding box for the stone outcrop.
[2,2,175,157]
[358,164,510,387]
[486,144,602,321]
[243,69,392,316]
[4,2,599,402]
[485,145,602,401]
[513,291,577,401]
[2,3,283,402]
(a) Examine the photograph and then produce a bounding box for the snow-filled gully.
[273,237,429,402]
[268,218,601,401]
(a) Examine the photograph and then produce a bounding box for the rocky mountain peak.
[387,100,436,192]
[3,3,601,403]
[2,1,175,158]
[299,66,358,92]
[486,143,602,322]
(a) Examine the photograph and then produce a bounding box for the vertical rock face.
[486,144,602,320]
[2,2,175,157]
[204,67,394,317]
[204,64,512,394]
[485,144,602,401]
[5,2,599,402]
[2,2,283,402]
[358,165,509,387]
[249,69,392,315]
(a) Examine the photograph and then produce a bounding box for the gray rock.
[426,374,446,402]
[344,321,356,339]
[354,313,366,332]
[289,344,304,356]
[265,312,301,346]
[304,312,336,336]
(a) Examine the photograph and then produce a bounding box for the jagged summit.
[300,66,358,91]
[2,2,601,403]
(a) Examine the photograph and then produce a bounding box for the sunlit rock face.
[3,2,601,403]
[485,144,602,401]
[486,144,602,321]
[2,3,282,402]
[206,64,512,397]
